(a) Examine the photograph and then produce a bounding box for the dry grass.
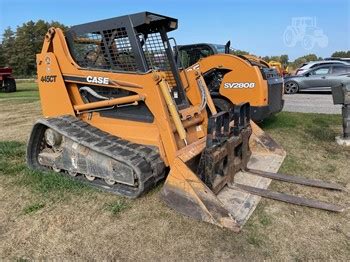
[0,82,41,142]
[0,83,349,260]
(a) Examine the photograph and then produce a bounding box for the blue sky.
[0,0,349,60]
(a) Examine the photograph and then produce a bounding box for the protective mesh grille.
[143,33,176,87]
[71,28,138,72]
[70,28,177,87]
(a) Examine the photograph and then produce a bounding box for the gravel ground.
[283,93,342,114]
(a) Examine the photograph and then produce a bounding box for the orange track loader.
[27,12,345,232]
[177,43,284,121]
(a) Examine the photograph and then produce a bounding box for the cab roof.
[68,11,178,35]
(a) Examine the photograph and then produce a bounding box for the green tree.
[269,56,281,62]
[331,51,350,58]
[1,27,16,67]
[13,21,37,76]
[0,44,4,67]
[0,20,67,77]
[230,49,250,56]
[262,56,271,62]
[279,54,289,67]
[290,53,321,69]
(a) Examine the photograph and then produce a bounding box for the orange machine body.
[184,54,268,107]
[37,28,209,167]
[177,43,284,121]
[182,54,284,121]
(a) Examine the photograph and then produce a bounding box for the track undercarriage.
[27,116,165,197]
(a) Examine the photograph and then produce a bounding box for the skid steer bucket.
[161,103,254,231]
[161,103,345,231]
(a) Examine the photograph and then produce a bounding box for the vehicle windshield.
[213,44,226,54]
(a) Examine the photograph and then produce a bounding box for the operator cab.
[66,11,189,108]
[177,42,234,68]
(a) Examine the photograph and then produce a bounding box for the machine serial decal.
[224,82,255,89]
[41,75,57,83]
[86,76,109,85]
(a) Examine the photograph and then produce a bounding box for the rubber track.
[27,115,165,198]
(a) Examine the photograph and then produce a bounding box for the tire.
[284,81,299,94]
[3,78,16,93]
[212,98,232,112]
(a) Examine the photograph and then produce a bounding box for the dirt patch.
[0,100,41,142]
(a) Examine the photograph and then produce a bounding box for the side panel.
[37,53,75,116]
[185,54,268,107]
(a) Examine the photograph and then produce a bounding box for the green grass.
[0,82,39,101]
[0,141,89,201]
[104,199,130,215]
[22,203,45,214]
[261,112,340,133]
[245,222,265,247]
[260,112,349,173]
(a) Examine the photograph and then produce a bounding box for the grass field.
[0,83,349,260]
[0,82,39,101]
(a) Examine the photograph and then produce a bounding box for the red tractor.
[0,67,16,92]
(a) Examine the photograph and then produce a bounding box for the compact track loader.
[177,43,284,121]
[27,12,346,232]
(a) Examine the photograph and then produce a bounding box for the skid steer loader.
[177,43,284,122]
[27,12,345,232]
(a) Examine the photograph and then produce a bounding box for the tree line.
[0,20,349,77]
[0,20,67,78]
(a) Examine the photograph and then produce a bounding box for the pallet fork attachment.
[231,183,345,212]
[161,103,251,231]
[232,167,346,212]
[161,103,347,231]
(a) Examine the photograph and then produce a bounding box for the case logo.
[86,76,109,85]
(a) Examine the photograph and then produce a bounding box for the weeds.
[104,199,130,215]
[23,203,45,214]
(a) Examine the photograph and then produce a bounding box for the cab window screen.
[71,28,138,72]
